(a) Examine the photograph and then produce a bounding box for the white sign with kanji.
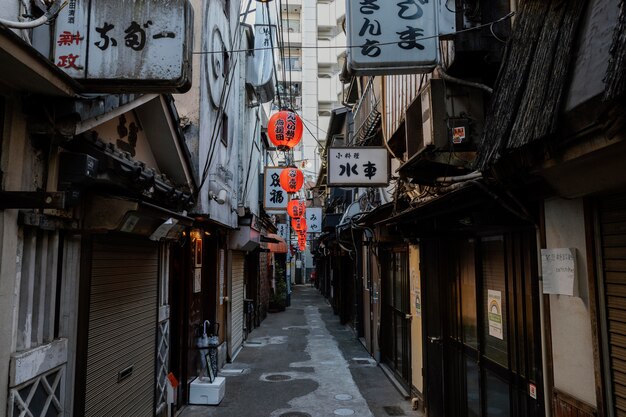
[51,0,192,91]
[306,208,323,234]
[541,248,577,296]
[277,223,289,240]
[327,147,389,186]
[346,0,439,74]
[264,167,288,211]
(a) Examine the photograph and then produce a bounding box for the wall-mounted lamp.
[209,189,228,205]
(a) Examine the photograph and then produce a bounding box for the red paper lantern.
[287,199,306,218]
[280,167,304,194]
[298,242,307,251]
[268,110,303,151]
[291,217,307,231]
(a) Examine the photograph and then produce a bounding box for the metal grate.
[156,319,170,415]
[266,374,292,381]
[9,366,64,417]
[383,406,406,416]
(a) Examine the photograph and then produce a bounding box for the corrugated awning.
[265,233,287,253]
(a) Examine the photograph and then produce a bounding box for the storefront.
[385,183,544,417]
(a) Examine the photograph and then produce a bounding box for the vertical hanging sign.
[346,0,439,74]
[277,223,289,240]
[306,208,323,234]
[264,167,288,210]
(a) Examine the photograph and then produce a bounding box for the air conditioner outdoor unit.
[405,79,484,161]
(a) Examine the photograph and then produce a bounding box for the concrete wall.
[545,197,597,406]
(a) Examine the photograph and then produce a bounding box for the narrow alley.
[181,286,419,417]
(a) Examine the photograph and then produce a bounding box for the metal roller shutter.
[85,237,158,417]
[600,193,626,416]
[231,252,245,355]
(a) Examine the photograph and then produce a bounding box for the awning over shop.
[380,181,535,237]
[356,202,395,226]
[263,233,287,253]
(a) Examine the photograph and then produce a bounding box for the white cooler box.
[189,377,226,405]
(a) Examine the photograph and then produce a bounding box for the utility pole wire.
[193,11,516,55]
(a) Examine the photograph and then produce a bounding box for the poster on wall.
[487,289,503,340]
[541,248,577,296]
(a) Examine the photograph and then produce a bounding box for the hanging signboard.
[541,248,577,296]
[51,0,193,92]
[346,0,439,74]
[306,208,323,234]
[264,167,288,211]
[327,147,389,186]
[277,223,289,240]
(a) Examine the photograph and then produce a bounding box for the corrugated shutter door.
[231,252,245,354]
[600,193,626,417]
[85,237,158,417]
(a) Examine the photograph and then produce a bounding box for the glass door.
[381,247,411,386]
[436,233,543,417]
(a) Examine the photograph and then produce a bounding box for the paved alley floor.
[179,285,422,417]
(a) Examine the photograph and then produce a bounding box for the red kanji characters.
[57,31,83,46]
[57,54,81,70]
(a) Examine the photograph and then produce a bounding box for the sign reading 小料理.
[52,0,192,92]
[306,208,323,234]
[346,0,439,74]
[264,167,288,211]
[541,248,577,296]
[327,147,389,186]
[487,289,503,340]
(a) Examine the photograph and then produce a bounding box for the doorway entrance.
[381,246,411,388]
[423,233,543,417]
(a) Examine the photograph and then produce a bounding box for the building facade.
[315,1,626,417]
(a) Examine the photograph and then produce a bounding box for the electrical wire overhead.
[192,11,516,55]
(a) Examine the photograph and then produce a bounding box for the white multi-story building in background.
[275,0,346,182]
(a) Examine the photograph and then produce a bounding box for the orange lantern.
[280,167,304,194]
[287,199,306,218]
[267,110,303,151]
[298,241,307,251]
[291,217,307,231]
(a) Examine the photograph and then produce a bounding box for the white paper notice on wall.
[541,248,577,296]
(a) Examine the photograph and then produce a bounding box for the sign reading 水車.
[346,0,439,74]
[306,208,323,234]
[327,147,389,186]
[52,0,192,92]
[264,167,288,211]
